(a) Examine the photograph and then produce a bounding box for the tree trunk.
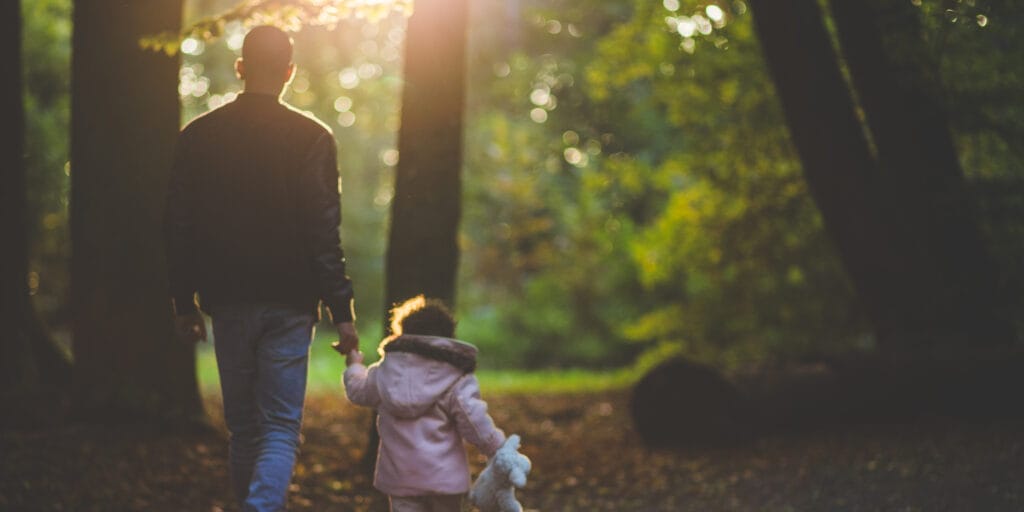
[828,0,1014,348]
[0,0,36,421]
[372,0,469,470]
[384,0,469,317]
[70,0,203,424]
[748,0,911,349]
[0,0,71,428]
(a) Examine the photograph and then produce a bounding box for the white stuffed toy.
[469,434,531,512]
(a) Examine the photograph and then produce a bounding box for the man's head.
[389,295,457,338]
[235,26,295,92]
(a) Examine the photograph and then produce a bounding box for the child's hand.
[346,349,364,367]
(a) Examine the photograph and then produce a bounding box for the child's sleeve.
[442,374,506,457]
[343,362,381,407]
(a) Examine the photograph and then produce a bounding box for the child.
[339,295,509,512]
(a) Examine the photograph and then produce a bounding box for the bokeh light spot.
[562,130,580,146]
[676,17,696,38]
[337,111,356,127]
[563,147,588,167]
[706,5,725,23]
[380,149,400,166]
[338,68,360,89]
[530,87,551,106]
[334,96,353,112]
[181,37,204,56]
[493,62,511,78]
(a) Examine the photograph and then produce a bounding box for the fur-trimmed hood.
[344,334,505,495]
[373,334,478,418]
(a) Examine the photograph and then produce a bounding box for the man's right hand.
[174,313,207,344]
[333,321,359,354]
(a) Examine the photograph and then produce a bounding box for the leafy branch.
[140,0,414,55]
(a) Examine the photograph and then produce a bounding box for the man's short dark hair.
[242,25,293,75]
[390,295,456,338]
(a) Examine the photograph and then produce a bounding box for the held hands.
[345,349,364,367]
[333,321,359,352]
[331,321,361,364]
[174,313,207,344]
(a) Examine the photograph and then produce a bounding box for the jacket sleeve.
[163,129,199,315]
[343,363,381,407]
[442,374,506,457]
[299,132,355,324]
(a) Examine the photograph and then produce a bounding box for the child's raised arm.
[442,374,506,457]
[342,354,381,407]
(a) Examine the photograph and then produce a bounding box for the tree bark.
[748,0,910,348]
[70,0,203,424]
[0,0,35,419]
[1,0,71,428]
[384,0,469,317]
[828,0,1014,347]
[373,0,469,470]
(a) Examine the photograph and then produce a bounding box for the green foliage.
[458,1,660,369]
[23,0,72,323]
[23,0,1023,373]
[914,0,1024,330]
[584,0,867,364]
[142,0,413,55]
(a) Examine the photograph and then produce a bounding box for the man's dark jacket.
[164,92,354,323]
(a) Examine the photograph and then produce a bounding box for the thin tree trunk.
[0,0,34,417]
[748,0,909,348]
[373,0,469,470]
[384,0,469,315]
[70,0,203,424]
[829,0,1013,347]
[1,0,71,428]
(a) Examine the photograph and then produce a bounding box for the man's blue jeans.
[212,302,316,512]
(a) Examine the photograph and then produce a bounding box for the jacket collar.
[381,334,478,373]
[236,91,282,103]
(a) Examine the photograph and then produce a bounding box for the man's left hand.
[333,321,359,354]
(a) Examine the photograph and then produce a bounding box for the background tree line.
[6,0,1022,425]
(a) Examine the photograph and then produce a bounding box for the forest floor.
[2,390,1023,511]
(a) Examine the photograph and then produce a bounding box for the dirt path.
[2,391,1023,511]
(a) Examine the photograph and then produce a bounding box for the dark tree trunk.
[749,0,1013,351]
[0,0,35,419]
[748,0,910,348]
[0,0,71,427]
[372,0,469,471]
[828,0,1014,347]
[384,0,469,316]
[70,0,203,424]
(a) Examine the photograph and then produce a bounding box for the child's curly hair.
[389,295,456,338]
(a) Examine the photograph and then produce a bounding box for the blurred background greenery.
[23,0,1024,389]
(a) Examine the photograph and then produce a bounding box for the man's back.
[166,92,353,320]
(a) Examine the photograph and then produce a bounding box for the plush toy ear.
[509,467,527,488]
[505,434,521,451]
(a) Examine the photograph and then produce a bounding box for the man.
[164,26,359,511]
